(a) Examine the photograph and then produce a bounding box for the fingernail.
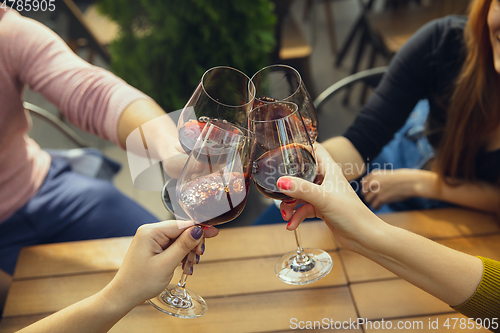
[277,178,292,190]
[196,254,200,264]
[201,243,205,255]
[191,226,203,240]
[281,210,286,219]
[286,221,291,229]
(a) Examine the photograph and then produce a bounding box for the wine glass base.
[148,284,207,318]
[275,248,333,285]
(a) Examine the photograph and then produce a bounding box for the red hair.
[434,0,500,183]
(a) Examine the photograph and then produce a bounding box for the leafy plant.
[97,0,276,112]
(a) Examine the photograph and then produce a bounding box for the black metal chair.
[314,66,387,110]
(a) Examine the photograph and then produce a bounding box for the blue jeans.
[355,100,453,213]
[0,157,158,275]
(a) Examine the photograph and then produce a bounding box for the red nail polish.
[281,210,286,219]
[286,221,292,229]
[277,178,292,190]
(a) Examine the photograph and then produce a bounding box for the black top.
[343,15,500,184]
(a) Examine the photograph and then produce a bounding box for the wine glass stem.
[173,273,189,298]
[293,227,309,263]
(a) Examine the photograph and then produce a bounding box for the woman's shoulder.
[414,15,466,44]
[403,15,466,61]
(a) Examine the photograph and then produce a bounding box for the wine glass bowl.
[177,121,254,226]
[250,102,316,201]
[177,67,255,155]
[251,64,318,143]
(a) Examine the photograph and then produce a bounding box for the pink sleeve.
[2,11,152,147]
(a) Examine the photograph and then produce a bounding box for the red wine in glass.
[253,144,316,201]
[179,172,250,226]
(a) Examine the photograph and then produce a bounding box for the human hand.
[100,221,218,309]
[278,143,382,252]
[361,168,429,210]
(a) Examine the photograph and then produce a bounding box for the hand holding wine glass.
[249,101,332,285]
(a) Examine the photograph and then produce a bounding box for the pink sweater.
[0,10,150,222]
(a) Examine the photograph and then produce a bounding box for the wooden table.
[1,208,499,332]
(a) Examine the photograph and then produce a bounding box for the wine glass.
[249,101,333,285]
[177,66,255,155]
[251,64,318,143]
[149,121,255,318]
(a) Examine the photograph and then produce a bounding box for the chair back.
[314,66,387,110]
[24,102,89,148]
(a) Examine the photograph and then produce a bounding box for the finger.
[361,173,375,193]
[202,226,219,238]
[157,226,204,267]
[312,143,342,181]
[281,199,306,212]
[162,152,189,179]
[363,190,376,204]
[371,198,382,210]
[280,201,294,221]
[287,203,318,230]
[195,239,205,256]
[135,220,195,252]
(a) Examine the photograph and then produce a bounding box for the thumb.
[277,176,328,211]
[158,226,204,268]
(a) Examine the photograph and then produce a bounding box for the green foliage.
[97,0,276,112]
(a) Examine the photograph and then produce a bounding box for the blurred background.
[22,0,469,227]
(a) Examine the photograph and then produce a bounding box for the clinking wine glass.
[251,64,318,143]
[177,66,255,155]
[249,101,333,285]
[149,121,255,318]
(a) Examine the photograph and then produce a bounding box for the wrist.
[413,170,438,198]
[99,278,140,316]
[344,208,389,255]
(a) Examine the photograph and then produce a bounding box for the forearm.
[18,290,133,333]
[321,136,365,180]
[357,216,483,306]
[118,99,177,149]
[414,170,500,214]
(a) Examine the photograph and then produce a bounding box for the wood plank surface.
[0,287,361,333]
[438,234,500,260]
[13,221,336,279]
[379,208,500,240]
[340,249,396,283]
[3,272,115,317]
[13,237,131,279]
[351,279,451,320]
[4,252,344,318]
[110,287,359,333]
[3,209,498,333]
